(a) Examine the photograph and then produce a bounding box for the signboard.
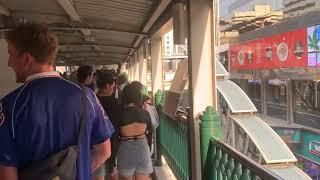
[298,131,320,164]
[309,141,320,157]
[230,27,309,70]
[307,25,320,67]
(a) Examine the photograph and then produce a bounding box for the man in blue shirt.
[0,23,114,180]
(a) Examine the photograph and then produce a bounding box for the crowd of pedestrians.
[0,23,159,180]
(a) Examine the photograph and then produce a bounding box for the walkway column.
[187,0,216,179]
[139,47,147,86]
[261,79,268,115]
[134,52,140,81]
[128,61,132,82]
[151,36,163,95]
[130,61,134,81]
[287,80,295,124]
[121,63,127,74]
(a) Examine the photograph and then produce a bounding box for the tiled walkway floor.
[154,157,177,180]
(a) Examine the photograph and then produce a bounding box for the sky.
[219,0,284,18]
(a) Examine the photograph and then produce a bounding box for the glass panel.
[217,80,257,113]
[269,165,312,180]
[266,80,288,121]
[294,80,320,129]
[232,115,297,163]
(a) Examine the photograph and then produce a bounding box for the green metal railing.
[203,137,284,180]
[159,112,189,180]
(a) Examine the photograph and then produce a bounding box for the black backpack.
[18,87,88,180]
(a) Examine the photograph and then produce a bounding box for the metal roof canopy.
[217,80,257,113]
[268,165,311,180]
[231,114,297,164]
[216,59,228,78]
[0,0,173,65]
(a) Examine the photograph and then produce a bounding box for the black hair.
[96,71,116,89]
[77,65,93,83]
[122,83,143,106]
[130,81,143,92]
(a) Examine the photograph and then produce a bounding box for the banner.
[230,27,308,70]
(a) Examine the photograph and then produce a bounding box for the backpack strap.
[77,86,88,147]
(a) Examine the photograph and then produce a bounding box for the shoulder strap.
[77,86,88,147]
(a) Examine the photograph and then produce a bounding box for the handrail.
[159,112,189,180]
[204,137,285,180]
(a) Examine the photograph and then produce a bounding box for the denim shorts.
[94,163,106,177]
[117,138,153,177]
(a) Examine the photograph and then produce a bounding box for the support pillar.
[134,52,140,81]
[287,80,295,124]
[261,79,268,115]
[121,63,127,74]
[128,62,133,82]
[139,47,147,86]
[151,36,163,95]
[187,0,216,179]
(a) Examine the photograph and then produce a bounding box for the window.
[266,80,288,120]
[294,80,320,129]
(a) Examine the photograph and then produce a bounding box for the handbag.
[18,87,88,180]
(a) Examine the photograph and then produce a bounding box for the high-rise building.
[160,30,188,90]
[283,0,320,18]
[220,0,283,18]
[162,30,187,57]
[221,5,283,34]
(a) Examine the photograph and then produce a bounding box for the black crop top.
[119,105,152,127]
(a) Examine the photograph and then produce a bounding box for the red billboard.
[230,28,308,70]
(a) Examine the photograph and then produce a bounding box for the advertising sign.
[230,27,308,70]
[309,141,320,157]
[299,131,320,164]
[307,25,320,67]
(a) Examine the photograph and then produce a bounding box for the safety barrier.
[203,137,284,180]
[159,112,189,180]
[155,90,189,180]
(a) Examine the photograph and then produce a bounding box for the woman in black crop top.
[117,82,153,180]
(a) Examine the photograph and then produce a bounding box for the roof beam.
[56,0,81,22]
[51,27,148,36]
[55,0,97,42]
[58,55,125,59]
[58,56,124,61]
[142,0,171,33]
[0,27,147,37]
[56,59,121,65]
[58,51,129,56]
[59,44,134,50]
[127,0,171,61]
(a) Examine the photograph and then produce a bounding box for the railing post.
[155,90,163,107]
[154,89,163,166]
[200,106,222,168]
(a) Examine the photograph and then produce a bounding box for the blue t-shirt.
[0,72,114,180]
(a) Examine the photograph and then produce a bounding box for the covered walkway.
[0,0,312,180]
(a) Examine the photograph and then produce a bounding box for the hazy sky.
[220,0,283,18]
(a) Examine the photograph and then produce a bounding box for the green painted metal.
[155,90,163,107]
[200,106,222,168]
[159,112,189,180]
[203,137,281,180]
